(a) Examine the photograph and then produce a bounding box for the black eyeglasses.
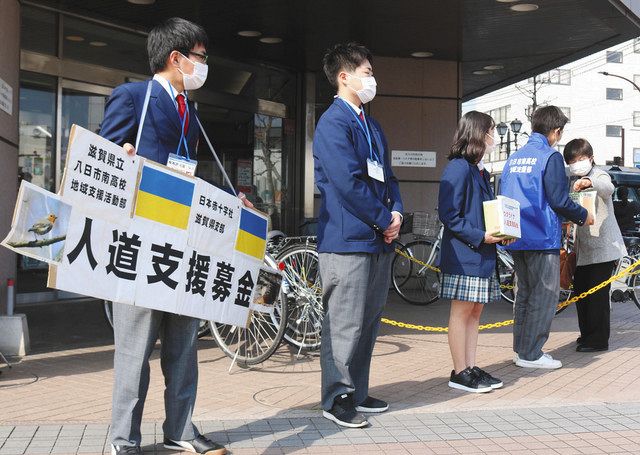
[188,50,208,64]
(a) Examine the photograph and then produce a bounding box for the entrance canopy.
[30,0,640,100]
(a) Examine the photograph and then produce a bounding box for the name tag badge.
[367,158,385,182]
[167,153,197,177]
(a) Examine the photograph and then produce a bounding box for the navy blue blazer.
[99,79,198,164]
[438,158,497,278]
[313,98,403,253]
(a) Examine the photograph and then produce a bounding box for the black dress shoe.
[576,345,608,352]
[576,336,583,345]
[164,435,227,455]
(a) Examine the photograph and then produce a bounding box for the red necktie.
[359,111,365,122]
[176,94,189,135]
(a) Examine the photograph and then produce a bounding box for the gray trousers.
[511,250,561,361]
[319,252,393,410]
[110,303,199,447]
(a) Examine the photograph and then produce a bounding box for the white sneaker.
[513,353,519,363]
[515,353,562,369]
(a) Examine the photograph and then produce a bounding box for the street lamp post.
[598,71,640,167]
[496,119,524,159]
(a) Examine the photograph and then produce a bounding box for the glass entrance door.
[59,81,111,186]
[16,78,111,299]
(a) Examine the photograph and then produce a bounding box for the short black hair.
[322,42,373,88]
[147,17,208,74]
[531,105,569,136]
[563,138,593,164]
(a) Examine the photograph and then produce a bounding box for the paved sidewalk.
[2,296,640,454]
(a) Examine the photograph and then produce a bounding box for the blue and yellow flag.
[135,165,194,230]
[235,209,267,260]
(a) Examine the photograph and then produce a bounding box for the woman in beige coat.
[563,139,627,352]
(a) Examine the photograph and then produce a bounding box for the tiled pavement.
[2,296,640,454]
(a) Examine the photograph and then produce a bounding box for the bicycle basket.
[412,211,440,237]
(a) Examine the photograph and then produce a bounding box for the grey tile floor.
[2,402,640,454]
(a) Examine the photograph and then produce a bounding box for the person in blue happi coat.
[500,106,593,371]
[313,42,403,428]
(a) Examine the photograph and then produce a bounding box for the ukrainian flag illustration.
[235,209,268,260]
[135,165,194,230]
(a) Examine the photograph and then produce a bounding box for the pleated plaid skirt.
[439,272,501,304]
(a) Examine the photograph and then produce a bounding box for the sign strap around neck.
[194,113,237,196]
[134,80,153,152]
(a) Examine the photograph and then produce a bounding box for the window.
[606,125,623,137]
[635,38,640,53]
[558,107,571,123]
[634,148,640,165]
[485,105,510,123]
[606,88,623,100]
[635,112,640,127]
[607,51,623,63]
[527,69,571,85]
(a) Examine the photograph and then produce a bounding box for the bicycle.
[209,251,288,367]
[276,236,323,353]
[391,211,516,305]
[211,233,323,365]
[609,235,640,308]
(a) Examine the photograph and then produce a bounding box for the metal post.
[621,126,626,167]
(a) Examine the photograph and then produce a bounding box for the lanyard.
[134,80,191,159]
[168,84,191,159]
[339,98,380,162]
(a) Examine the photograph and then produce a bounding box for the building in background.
[2,0,640,308]
[464,37,640,171]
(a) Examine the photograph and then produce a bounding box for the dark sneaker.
[448,367,492,393]
[471,366,504,389]
[322,393,368,428]
[164,435,227,455]
[355,396,389,413]
[111,445,143,455]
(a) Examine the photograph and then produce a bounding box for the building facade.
[464,37,640,169]
[2,0,640,309]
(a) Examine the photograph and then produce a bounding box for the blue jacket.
[313,98,403,253]
[500,133,587,251]
[438,158,497,278]
[99,80,198,164]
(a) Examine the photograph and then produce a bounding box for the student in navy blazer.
[314,43,403,429]
[99,18,227,455]
[438,111,511,394]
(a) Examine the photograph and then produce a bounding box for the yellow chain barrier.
[394,247,515,290]
[384,250,640,333]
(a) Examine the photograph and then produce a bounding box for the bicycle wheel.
[277,241,323,351]
[497,253,516,304]
[392,239,440,305]
[629,268,640,311]
[556,288,573,315]
[210,256,287,366]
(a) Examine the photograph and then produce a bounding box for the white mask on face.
[178,53,209,90]
[569,159,592,176]
[347,73,377,104]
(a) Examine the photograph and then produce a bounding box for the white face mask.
[569,159,592,177]
[178,53,209,90]
[347,74,377,104]
[485,132,496,155]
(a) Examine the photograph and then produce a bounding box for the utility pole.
[621,126,626,167]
